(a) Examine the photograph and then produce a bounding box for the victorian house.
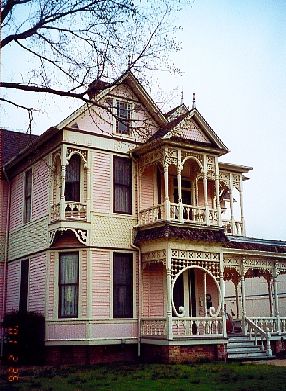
[1,72,286,364]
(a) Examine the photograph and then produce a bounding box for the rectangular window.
[59,253,79,318]
[24,169,32,223]
[19,259,29,313]
[113,156,132,214]
[65,154,81,202]
[116,101,131,134]
[113,253,133,318]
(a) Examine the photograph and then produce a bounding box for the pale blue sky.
[1,0,286,240]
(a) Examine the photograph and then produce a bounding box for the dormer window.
[116,100,131,134]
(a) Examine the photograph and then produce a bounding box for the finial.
[192,92,196,109]
[180,89,184,105]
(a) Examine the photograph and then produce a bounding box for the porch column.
[273,267,281,334]
[215,157,222,227]
[219,253,227,337]
[267,278,274,317]
[166,247,173,340]
[204,272,207,316]
[164,162,170,221]
[229,173,235,235]
[240,263,246,335]
[60,145,67,220]
[239,175,246,236]
[235,282,240,319]
[177,150,183,222]
[203,155,210,225]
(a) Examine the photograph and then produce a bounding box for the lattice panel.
[171,250,220,280]
[139,149,164,174]
[142,250,166,268]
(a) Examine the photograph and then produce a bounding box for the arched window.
[65,154,81,202]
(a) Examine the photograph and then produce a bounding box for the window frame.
[113,156,132,215]
[23,169,32,223]
[58,252,79,319]
[115,100,132,135]
[113,253,133,319]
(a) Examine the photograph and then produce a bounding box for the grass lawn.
[1,362,286,391]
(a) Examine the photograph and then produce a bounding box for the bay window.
[59,252,79,318]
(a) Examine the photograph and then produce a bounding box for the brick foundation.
[46,344,138,366]
[141,343,227,363]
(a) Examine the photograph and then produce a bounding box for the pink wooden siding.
[92,250,110,318]
[140,166,154,210]
[9,173,24,231]
[6,260,21,312]
[28,253,46,314]
[81,250,88,317]
[32,160,49,220]
[92,151,111,213]
[48,252,56,318]
[142,263,165,317]
[0,180,8,233]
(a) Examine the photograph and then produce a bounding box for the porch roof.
[134,223,227,245]
[226,236,286,254]
[134,224,286,255]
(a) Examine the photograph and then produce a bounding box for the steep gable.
[149,108,228,153]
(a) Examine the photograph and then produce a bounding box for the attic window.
[116,101,131,134]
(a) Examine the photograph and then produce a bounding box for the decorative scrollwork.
[171,250,220,280]
[49,228,88,246]
[66,147,88,167]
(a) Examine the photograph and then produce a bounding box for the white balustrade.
[141,318,167,337]
[245,317,272,356]
[50,203,60,221]
[249,317,278,333]
[138,204,165,226]
[172,317,223,337]
[280,317,286,333]
[222,220,243,236]
[65,201,87,220]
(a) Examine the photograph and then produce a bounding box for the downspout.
[1,166,11,357]
[130,154,142,358]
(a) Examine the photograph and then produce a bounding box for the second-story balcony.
[136,145,250,236]
[50,201,87,222]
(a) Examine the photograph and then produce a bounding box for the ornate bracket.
[49,228,88,246]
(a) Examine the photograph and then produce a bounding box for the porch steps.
[227,337,270,360]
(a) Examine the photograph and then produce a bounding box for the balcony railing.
[141,317,224,339]
[138,202,243,235]
[50,201,87,222]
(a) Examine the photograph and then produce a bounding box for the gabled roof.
[147,107,229,153]
[57,71,167,130]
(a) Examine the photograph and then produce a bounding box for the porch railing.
[222,220,243,236]
[138,203,219,227]
[172,317,223,337]
[141,317,223,338]
[141,318,167,337]
[50,201,87,222]
[138,204,165,226]
[248,317,286,335]
[245,317,272,356]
